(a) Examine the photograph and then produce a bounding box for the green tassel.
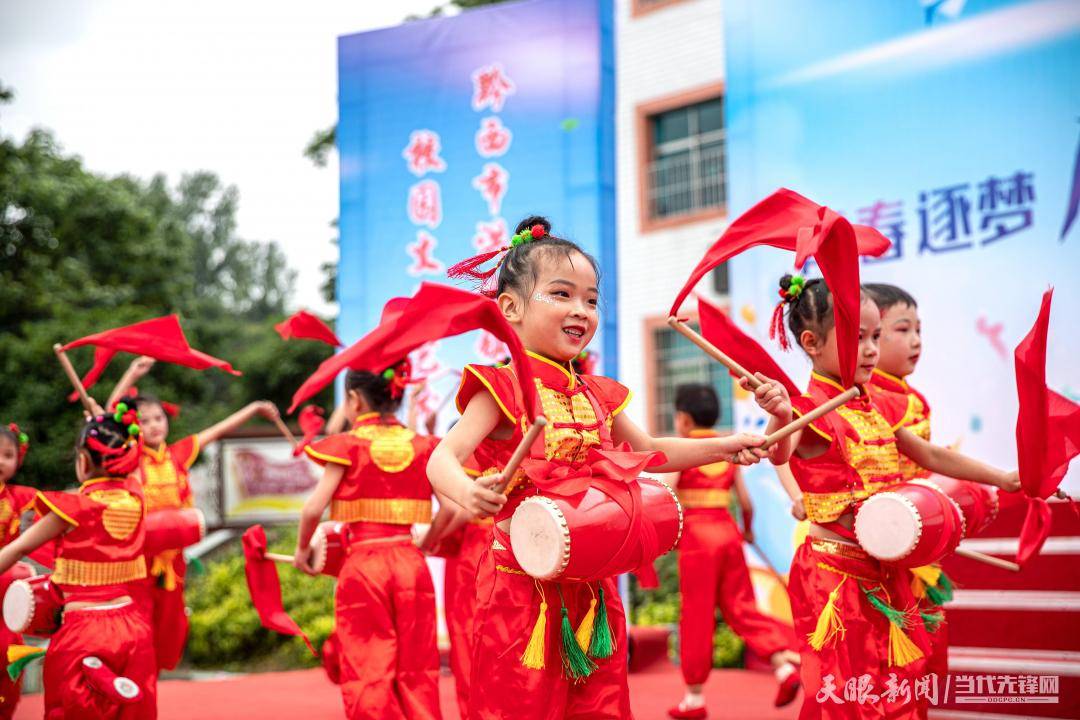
[925,571,955,605]
[188,556,206,576]
[589,586,615,659]
[862,585,910,628]
[920,610,945,634]
[559,601,596,681]
[7,649,45,682]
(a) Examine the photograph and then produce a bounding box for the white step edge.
[959,537,1080,555]
[948,647,1080,676]
[184,528,238,561]
[930,712,1074,720]
[948,589,1080,612]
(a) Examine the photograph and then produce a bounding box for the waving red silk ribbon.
[241,525,315,655]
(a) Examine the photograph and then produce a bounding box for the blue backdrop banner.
[336,0,616,423]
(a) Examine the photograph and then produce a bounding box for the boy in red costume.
[0,409,157,719]
[666,384,800,719]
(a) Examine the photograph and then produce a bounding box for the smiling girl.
[430,216,777,720]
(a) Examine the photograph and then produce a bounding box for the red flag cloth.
[668,188,890,318]
[275,310,342,347]
[697,296,800,398]
[1014,289,1080,564]
[241,525,316,655]
[289,283,539,419]
[63,315,240,400]
[292,405,326,458]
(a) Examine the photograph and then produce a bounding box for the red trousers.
[0,626,21,719]
[445,521,491,718]
[467,538,631,720]
[788,538,932,720]
[335,538,441,720]
[131,554,189,672]
[43,601,157,720]
[677,510,795,685]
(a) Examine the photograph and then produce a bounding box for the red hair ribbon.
[447,224,548,298]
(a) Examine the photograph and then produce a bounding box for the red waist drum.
[0,561,34,600]
[3,574,64,637]
[508,477,683,582]
[854,481,964,568]
[144,508,206,556]
[311,522,346,577]
[922,476,999,537]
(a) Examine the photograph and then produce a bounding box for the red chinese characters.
[474,331,509,363]
[472,217,508,253]
[471,63,515,112]
[472,163,508,216]
[407,180,442,229]
[475,117,512,158]
[402,130,447,177]
[407,231,445,277]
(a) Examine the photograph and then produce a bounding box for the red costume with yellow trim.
[35,476,156,719]
[0,483,37,719]
[305,412,441,720]
[870,369,951,681]
[443,485,493,719]
[675,432,796,687]
[130,434,199,671]
[787,373,933,720]
[457,352,635,720]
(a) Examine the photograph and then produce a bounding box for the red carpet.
[14,661,798,719]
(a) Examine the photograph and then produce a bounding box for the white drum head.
[82,656,103,669]
[854,492,921,561]
[510,497,570,580]
[114,676,141,701]
[3,580,33,633]
[193,507,207,542]
[310,525,328,574]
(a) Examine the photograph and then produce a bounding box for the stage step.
[944,538,1080,592]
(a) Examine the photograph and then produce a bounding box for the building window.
[650,321,735,436]
[645,96,726,222]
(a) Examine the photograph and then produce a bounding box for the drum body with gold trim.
[144,508,206,556]
[854,482,964,567]
[922,476,999,538]
[3,574,63,636]
[509,478,683,581]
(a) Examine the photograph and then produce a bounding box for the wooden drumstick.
[270,414,298,448]
[492,416,548,495]
[667,317,763,390]
[53,344,99,413]
[264,552,295,564]
[760,388,860,450]
[955,547,1020,572]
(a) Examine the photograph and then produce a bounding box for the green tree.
[0,82,334,490]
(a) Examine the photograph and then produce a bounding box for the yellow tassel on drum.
[520,583,549,670]
[575,585,597,652]
[911,564,942,588]
[910,573,926,599]
[150,550,180,592]
[887,622,925,667]
[807,577,847,651]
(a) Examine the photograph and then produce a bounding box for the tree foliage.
[0,82,335,490]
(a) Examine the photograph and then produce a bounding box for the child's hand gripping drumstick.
[53,344,104,416]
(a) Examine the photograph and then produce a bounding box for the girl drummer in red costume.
[107,356,279,673]
[864,283,954,682]
[765,274,1019,720]
[295,362,442,720]
[0,425,39,718]
[0,408,156,719]
[429,216,774,720]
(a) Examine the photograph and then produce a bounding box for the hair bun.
[779,274,793,291]
[514,215,551,236]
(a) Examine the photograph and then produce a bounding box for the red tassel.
[447,249,504,282]
[769,302,791,351]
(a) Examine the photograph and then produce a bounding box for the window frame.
[636,82,728,233]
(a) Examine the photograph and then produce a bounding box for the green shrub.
[185,526,335,671]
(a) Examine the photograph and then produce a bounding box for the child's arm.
[426,392,507,518]
[611,413,767,472]
[739,373,794,464]
[106,356,156,410]
[774,462,807,520]
[420,492,470,554]
[293,464,344,575]
[196,401,279,448]
[324,401,351,435]
[732,469,754,543]
[0,512,69,575]
[895,428,1020,491]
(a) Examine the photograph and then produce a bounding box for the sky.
[0,0,447,316]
